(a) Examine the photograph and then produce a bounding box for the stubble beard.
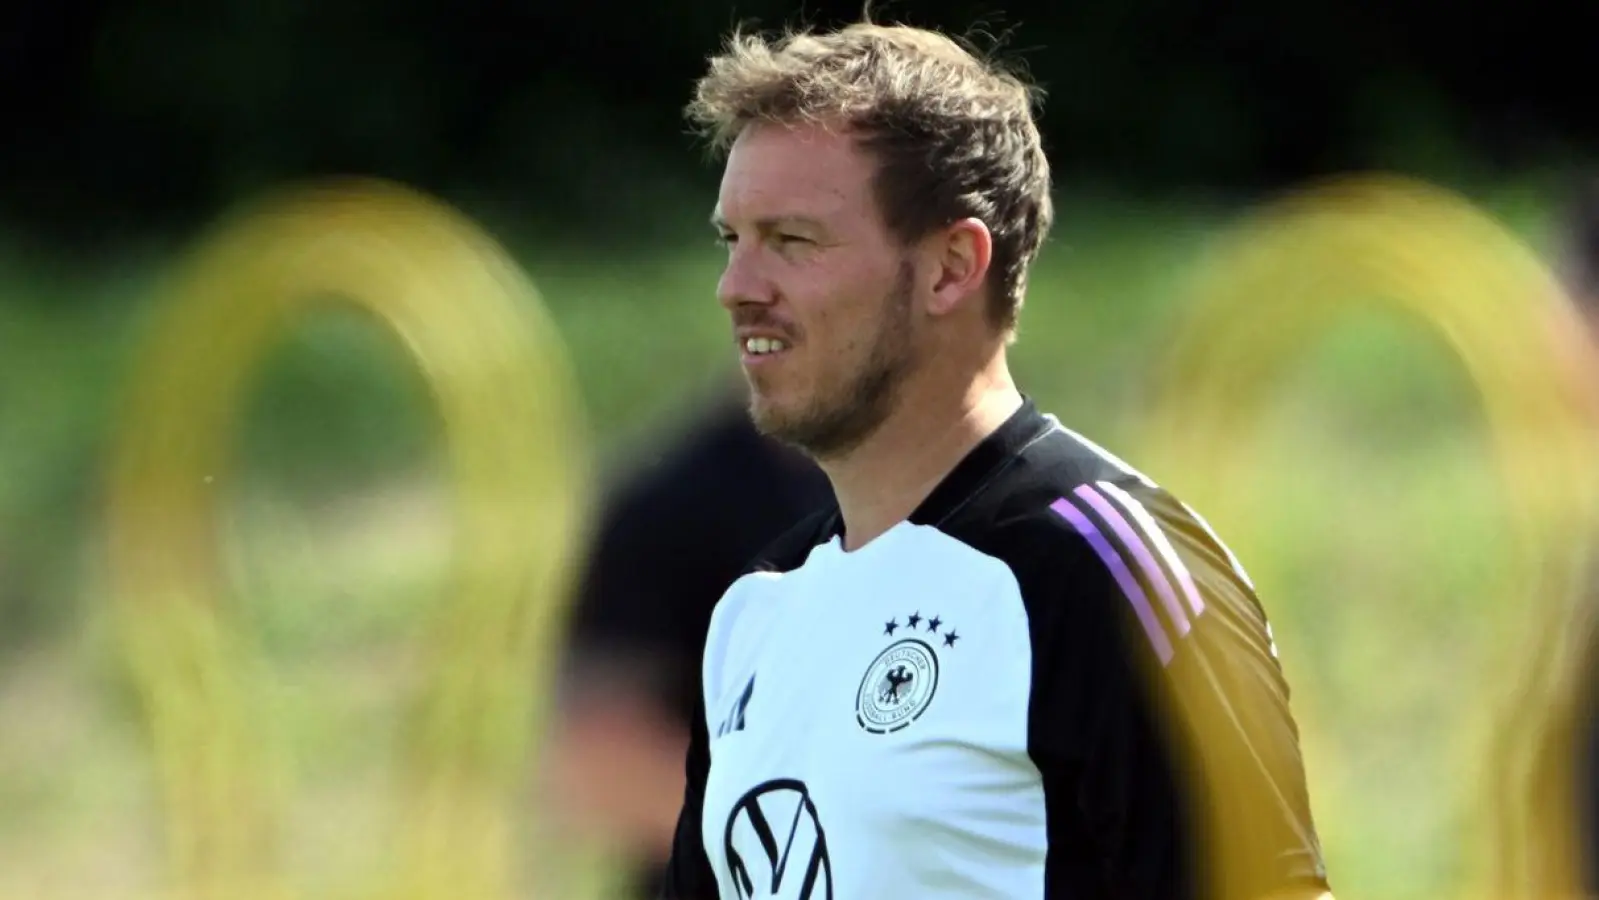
[749,265,917,462]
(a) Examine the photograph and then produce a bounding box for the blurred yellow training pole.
[104,180,589,900]
[1139,174,1599,900]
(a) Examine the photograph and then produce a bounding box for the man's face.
[713,121,921,459]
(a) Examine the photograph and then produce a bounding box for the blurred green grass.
[0,177,1578,899]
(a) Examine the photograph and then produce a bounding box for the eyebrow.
[710,213,827,234]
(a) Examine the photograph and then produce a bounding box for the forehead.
[714,122,879,226]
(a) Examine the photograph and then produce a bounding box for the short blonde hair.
[686,20,1054,332]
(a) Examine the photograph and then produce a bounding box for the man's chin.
[747,397,791,438]
[747,395,812,445]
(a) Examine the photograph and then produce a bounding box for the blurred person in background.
[544,385,833,898]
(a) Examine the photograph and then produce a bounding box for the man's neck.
[820,364,1023,552]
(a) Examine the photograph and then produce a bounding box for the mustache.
[731,308,800,340]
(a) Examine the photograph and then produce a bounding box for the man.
[657,19,1332,900]
[547,389,833,898]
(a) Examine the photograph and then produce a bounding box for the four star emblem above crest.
[859,612,959,735]
[883,611,958,647]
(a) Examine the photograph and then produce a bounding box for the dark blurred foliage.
[0,0,1593,258]
[0,0,1593,665]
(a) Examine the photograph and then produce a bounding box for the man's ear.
[924,217,993,318]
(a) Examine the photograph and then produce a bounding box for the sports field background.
[0,174,1583,900]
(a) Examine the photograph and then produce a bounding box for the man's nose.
[717,248,774,312]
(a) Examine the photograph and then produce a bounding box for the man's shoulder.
[742,505,841,575]
[937,425,1159,581]
[701,505,838,631]
[938,425,1252,640]
[697,505,839,682]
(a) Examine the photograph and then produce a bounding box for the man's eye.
[715,232,737,247]
[776,234,811,246]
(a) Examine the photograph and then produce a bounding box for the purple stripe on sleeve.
[1050,497,1174,666]
[1095,481,1206,617]
[1073,484,1191,636]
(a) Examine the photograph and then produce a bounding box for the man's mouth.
[743,336,790,356]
